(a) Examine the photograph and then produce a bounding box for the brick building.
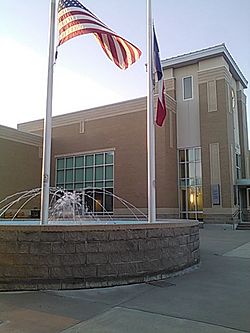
[1,44,249,224]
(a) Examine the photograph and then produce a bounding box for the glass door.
[178,147,203,220]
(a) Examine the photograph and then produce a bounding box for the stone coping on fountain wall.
[0,221,200,291]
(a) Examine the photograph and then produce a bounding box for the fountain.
[0,187,147,224]
[0,188,200,291]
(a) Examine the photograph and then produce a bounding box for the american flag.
[153,27,166,126]
[58,0,142,70]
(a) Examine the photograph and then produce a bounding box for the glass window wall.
[179,147,203,220]
[55,151,114,215]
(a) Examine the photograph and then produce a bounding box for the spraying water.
[0,187,147,224]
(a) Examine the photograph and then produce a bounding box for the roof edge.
[162,44,248,88]
[0,124,42,146]
[17,96,147,132]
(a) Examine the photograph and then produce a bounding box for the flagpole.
[147,0,156,223]
[40,0,56,224]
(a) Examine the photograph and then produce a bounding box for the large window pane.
[187,149,195,162]
[195,178,202,186]
[188,188,196,211]
[105,166,113,180]
[180,163,185,178]
[85,155,93,166]
[195,148,201,161]
[75,183,84,190]
[95,166,104,181]
[57,158,64,170]
[196,162,202,178]
[105,152,114,164]
[179,179,186,188]
[75,156,84,167]
[85,190,93,212]
[85,167,93,181]
[66,169,73,182]
[180,189,187,211]
[179,150,185,163]
[105,181,113,188]
[187,178,195,186]
[187,162,195,178]
[95,154,104,165]
[75,168,84,182]
[94,192,103,212]
[196,187,203,211]
[57,170,64,184]
[105,189,113,212]
[66,157,73,168]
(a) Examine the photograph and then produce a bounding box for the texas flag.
[153,27,167,126]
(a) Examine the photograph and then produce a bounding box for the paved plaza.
[0,224,250,333]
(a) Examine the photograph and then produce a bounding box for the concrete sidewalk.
[0,225,250,333]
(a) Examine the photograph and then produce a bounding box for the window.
[233,185,238,206]
[236,153,241,179]
[178,147,203,220]
[55,151,114,215]
[183,76,193,100]
[231,89,236,110]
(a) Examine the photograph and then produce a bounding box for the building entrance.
[178,147,203,220]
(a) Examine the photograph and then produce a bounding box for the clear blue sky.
[1,0,249,132]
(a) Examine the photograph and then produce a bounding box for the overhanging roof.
[161,44,248,89]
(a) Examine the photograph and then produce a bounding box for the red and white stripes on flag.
[58,0,142,70]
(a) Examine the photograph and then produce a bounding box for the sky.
[0,0,250,131]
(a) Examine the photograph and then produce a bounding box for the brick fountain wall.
[0,221,200,291]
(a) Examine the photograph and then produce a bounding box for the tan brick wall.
[0,138,42,215]
[199,79,234,211]
[32,108,178,214]
[237,91,249,178]
[48,112,177,208]
[165,78,176,99]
